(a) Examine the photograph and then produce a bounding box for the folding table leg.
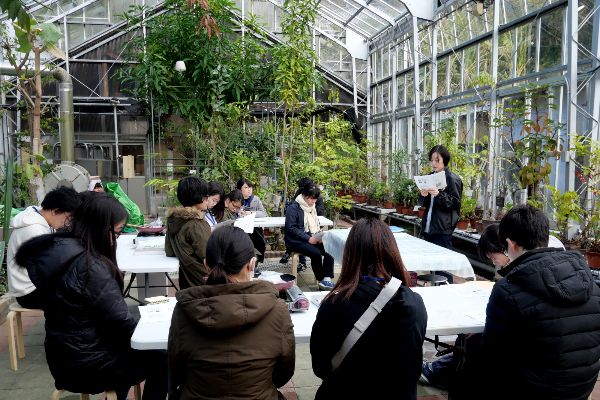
[165,272,179,291]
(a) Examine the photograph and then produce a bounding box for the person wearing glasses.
[423,206,600,400]
[223,190,245,221]
[15,193,168,400]
[206,181,225,228]
[165,176,212,289]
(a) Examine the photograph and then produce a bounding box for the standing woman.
[206,181,225,227]
[237,178,267,266]
[168,226,295,400]
[417,145,463,283]
[310,218,427,400]
[16,193,167,400]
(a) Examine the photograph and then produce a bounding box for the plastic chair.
[52,384,141,400]
[6,302,42,371]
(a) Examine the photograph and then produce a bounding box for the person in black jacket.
[16,193,167,400]
[311,217,427,400]
[284,183,335,290]
[459,205,600,400]
[418,145,463,283]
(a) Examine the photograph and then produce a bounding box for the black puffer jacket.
[418,166,463,235]
[477,248,600,400]
[311,281,427,400]
[16,233,137,393]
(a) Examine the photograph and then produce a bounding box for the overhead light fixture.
[578,5,585,11]
[175,60,186,72]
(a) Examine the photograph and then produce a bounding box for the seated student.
[310,217,427,400]
[422,223,572,391]
[165,176,211,289]
[285,183,335,290]
[280,177,326,268]
[7,186,81,309]
[444,205,600,400]
[237,178,267,268]
[206,181,225,228]
[168,226,295,400]
[16,193,167,400]
[223,190,244,221]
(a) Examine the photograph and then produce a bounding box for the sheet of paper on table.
[234,213,256,233]
[214,219,236,228]
[414,170,447,191]
[138,302,175,322]
[464,310,487,324]
[135,237,166,255]
[444,284,490,298]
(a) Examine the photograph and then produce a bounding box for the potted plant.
[548,186,582,244]
[403,180,418,215]
[458,193,477,230]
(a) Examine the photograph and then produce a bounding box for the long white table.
[323,229,475,279]
[130,284,491,349]
[117,235,180,303]
[254,216,333,228]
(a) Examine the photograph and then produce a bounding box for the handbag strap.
[331,277,402,371]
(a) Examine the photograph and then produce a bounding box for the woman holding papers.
[284,183,335,290]
[15,193,167,400]
[417,145,463,283]
[168,226,295,400]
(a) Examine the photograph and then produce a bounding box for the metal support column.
[113,104,120,180]
[431,22,438,130]
[589,0,600,142]
[412,15,422,169]
[565,0,579,192]
[487,0,500,216]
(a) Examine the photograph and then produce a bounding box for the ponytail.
[205,226,256,285]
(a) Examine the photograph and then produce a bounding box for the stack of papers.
[414,171,447,190]
[138,302,176,322]
[464,310,487,324]
[135,238,166,255]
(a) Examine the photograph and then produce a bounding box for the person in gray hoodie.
[7,186,81,309]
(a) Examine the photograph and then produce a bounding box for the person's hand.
[420,189,429,197]
[308,237,318,245]
[428,188,439,197]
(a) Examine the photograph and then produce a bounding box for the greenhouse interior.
[0,0,598,398]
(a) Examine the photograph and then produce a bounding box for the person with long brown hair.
[310,217,427,400]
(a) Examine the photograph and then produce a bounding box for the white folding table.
[253,216,333,228]
[130,285,491,350]
[117,235,180,304]
[323,229,476,279]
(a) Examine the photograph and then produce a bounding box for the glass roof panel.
[370,0,408,18]
[320,0,358,22]
[351,8,388,31]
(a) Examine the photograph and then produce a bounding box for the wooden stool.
[7,302,42,371]
[291,252,301,277]
[52,384,141,400]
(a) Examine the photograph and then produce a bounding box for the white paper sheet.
[414,170,447,190]
[312,231,327,240]
[444,284,490,298]
[464,310,487,324]
[138,302,176,322]
[234,213,256,233]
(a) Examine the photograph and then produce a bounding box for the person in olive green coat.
[165,177,212,289]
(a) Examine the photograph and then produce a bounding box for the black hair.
[477,224,505,264]
[209,181,226,222]
[226,190,244,203]
[499,204,549,251]
[429,145,451,167]
[41,186,81,213]
[177,176,209,207]
[302,183,320,199]
[69,192,129,293]
[297,177,314,188]
[78,191,97,204]
[236,178,253,190]
[206,226,256,285]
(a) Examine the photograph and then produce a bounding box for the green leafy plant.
[548,186,583,242]
[460,193,477,220]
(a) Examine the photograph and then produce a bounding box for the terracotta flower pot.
[418,207,426,218]
[264,230,272,237]
[337,190,345,198]
[587,250,600,269]
[457,219,469,230]
[356,195,367,203]
[402,207,411,215]
[411,210,419,216]
[384,201,394,209]
[470,217,481,228]
[376,201,384,207]
[475,220,484,233]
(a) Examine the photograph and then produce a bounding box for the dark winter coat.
[15,233,137,394]
[165,206,212,289]
[168,281,295,400]
[418,166,463,236]
[284,201,314,249]
[311,281,427,400]
[476,248,600,400]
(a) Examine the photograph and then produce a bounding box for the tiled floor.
[0,268,598,400]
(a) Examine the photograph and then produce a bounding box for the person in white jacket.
[7,186,81,308]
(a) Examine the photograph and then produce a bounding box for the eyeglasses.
[502,250,509,257]
[112,227,125,238]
